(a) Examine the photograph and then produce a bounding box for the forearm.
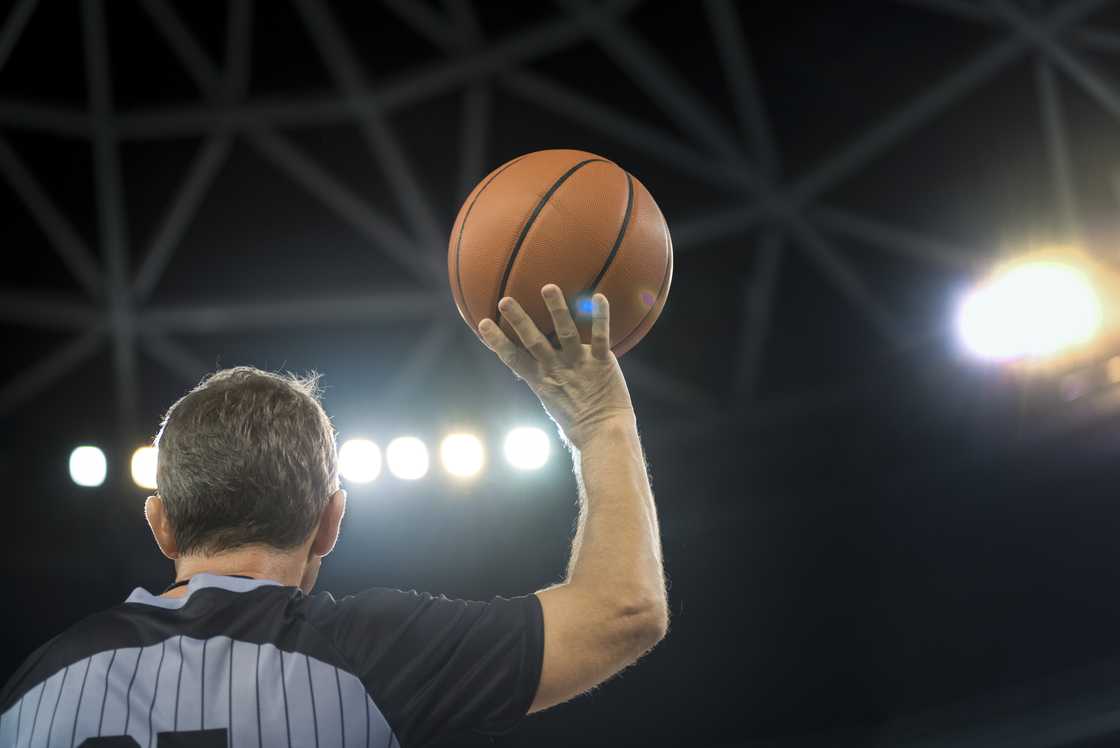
[565,413,666,619]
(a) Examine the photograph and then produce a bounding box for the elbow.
[640,603,669,648]
[619,596,669,652]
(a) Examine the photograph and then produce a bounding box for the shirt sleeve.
[305,587,545,748]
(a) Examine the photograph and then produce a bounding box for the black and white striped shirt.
[0,574,544,748]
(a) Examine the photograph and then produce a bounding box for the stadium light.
[440,433,485,478]
[130,446,158,490]
[957,259,1103,362]
[504,427,550,470]
[69,446,107,488]
[386,437,429,480]
[339,439,382,483]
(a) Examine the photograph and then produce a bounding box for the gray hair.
[154,366,339,556]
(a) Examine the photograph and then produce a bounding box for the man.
[0,286,668,748]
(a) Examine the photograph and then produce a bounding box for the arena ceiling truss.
[0,0,1117,448]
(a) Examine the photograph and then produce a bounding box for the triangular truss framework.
[1,0,1118,446]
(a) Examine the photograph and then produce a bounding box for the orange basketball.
[448,149,673,357]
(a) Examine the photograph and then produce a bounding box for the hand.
[478,285,635,449]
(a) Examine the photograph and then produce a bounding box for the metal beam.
[246,128,439,283]
[1035,58,1080,238]
[734,231,783,403]
[1037,44,1120,120]
[130,0,252,306]
[810,206,984,269]
[83,0,138,437]
[381,2,761,194]
[0,100,90,137]
[140,330,211,385]
[673,201,773,252]
[996,4,1120,167]
[133,136,232,302]
[445,0,491,201]
[444,0,483,41]
[996,3,1120,256]
[788,36,1026,206]
[0,330,104,417]
[384,0,492,201]
[138,0,222,95]
[704,0,781,179]
[384,0,464,51]
[372,322,458,411]
[0,0,37,73]
[0,291,103,330]
[109,0,639,140]
[139,292,442,333]
[790,0,1105,206]
[224,0,253,97]
[294,0,450,256]
[0,135,102,297]
[786,215,909,348]
[672,0,1107,251]
[457,83,490,202]
[137,0,445,288]
[502,71,761,192]
[1072,28,1120,54]
[557,0,747,164]
[894,0,1000,23]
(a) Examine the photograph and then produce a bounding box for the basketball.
[448,149,673,357]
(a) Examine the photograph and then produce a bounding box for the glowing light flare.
[69,446,107,488]
[1107,356,1120,384]
[339,439,381,483]
[440,433,485,478]
[956,261,1103,361]
[504,427,550,470]
[130,446,158,490]
[386,437,429,480]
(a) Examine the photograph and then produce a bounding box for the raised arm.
[477,285,668,714]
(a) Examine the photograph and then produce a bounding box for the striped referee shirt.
[0,574,544,748]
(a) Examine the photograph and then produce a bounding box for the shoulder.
[299,586,444,634]
[0,604,135,712]
[0,584,303,711]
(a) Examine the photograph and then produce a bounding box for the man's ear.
[311,489,347,557]
[144,495,179,560]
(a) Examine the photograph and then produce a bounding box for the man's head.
[143,367,345,587]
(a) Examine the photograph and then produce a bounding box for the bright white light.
[957,261,1102,361]
[386,437,429,480]
[69,446,107,488]
[1108,356,1120,384]
[440,433,485,477]
[339,439,382,483]
[504,427,550,470]
[130,446,158,490]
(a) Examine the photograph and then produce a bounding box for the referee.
[0,286,668,748]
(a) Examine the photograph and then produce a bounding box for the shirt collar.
[124,572,283,609]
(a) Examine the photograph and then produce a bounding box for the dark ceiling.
[7,1,1120,745]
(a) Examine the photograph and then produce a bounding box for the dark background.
[7,1,1120,745]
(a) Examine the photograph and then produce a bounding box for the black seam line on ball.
[495,158,606,326]
[616,210,672,352]
[455,155,528,327]
[583,170,634,297]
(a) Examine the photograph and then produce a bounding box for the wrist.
[568,409,637,450]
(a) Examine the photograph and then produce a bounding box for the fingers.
[478,318,528,375]
[498,296,557,364]
[591,293,610,360]
[541,284,583,361]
